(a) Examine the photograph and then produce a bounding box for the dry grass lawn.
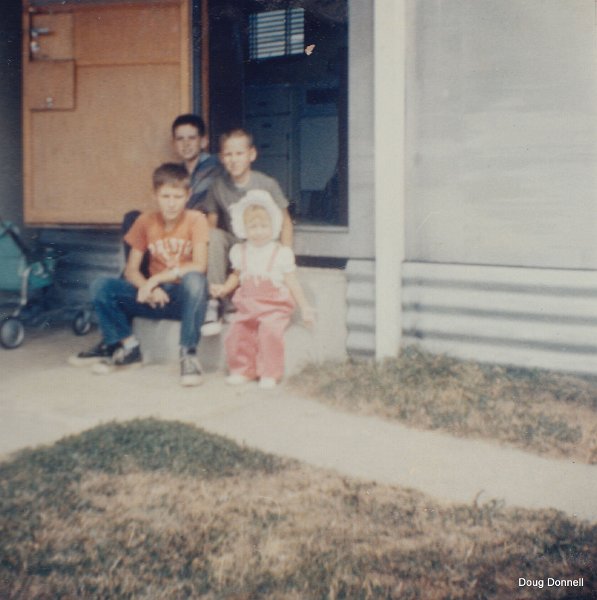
[291,348,597,465]
[1,419,595,599]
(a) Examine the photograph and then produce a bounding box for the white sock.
[122,337,139,350]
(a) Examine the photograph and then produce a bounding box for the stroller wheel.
[0,317,25,349]
[72,310,92,336]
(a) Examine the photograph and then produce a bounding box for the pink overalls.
[225,244,295,381]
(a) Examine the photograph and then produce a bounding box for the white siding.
[406,0,597,269]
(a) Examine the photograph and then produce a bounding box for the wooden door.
[22,0,191,225]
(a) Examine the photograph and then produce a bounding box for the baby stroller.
[0,218,93,348]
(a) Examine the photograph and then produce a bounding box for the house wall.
[0,0,24,228]
[402,0,597,375]
[406,0,597,269]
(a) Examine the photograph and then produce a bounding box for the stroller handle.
[0,218,34,261]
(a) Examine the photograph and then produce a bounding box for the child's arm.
[284,271,315,326]
[210,271,240,299]
[124,247,149,289]
[124,248,169,307]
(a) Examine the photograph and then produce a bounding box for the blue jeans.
[91,272,208,349]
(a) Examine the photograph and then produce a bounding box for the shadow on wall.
[0,0,24,229]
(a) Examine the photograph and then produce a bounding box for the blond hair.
[219,128,254,150]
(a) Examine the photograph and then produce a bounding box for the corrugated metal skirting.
[345,259,375,356]
[37,228,122,308]
[403,261,597,376]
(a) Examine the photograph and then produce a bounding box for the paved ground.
[1,325,596,523]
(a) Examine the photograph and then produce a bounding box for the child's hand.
[137,281,154,304]
[301,305,316,327]
[210,283,225,298]
[149,287,170,308]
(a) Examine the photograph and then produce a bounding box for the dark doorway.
[206,0,348,226]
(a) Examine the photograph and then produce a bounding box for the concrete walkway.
[1,327,596,523]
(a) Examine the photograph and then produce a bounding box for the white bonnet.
[229,189,283,240]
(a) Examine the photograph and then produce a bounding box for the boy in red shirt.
[70,163,209,386]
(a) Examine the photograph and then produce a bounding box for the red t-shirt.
[124,210,209,277]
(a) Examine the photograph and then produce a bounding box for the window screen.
[248,8,305,60]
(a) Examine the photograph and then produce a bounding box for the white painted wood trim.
[293,227,350,258]
[374,0,405,359]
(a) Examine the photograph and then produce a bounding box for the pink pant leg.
[256,310,292,380]
[225,318,258,379]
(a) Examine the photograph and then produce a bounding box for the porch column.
[374,0,405,359]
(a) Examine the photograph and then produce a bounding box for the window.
[248,8,304,60]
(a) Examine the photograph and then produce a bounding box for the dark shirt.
[186,152,222,211]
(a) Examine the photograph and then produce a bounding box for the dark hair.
[152,163,190,191]
[219,128,254,150]
[171,114,207,137]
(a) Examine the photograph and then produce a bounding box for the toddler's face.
[244,209,273,246]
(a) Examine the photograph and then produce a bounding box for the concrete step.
[133,267,347,375]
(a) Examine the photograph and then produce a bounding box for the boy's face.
[244,209,273,246]
[155,183,189,224]
[220,136,257,184]
[173,124,206,164]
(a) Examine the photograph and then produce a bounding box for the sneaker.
[258,377,277,390]
[226,373,252,385]
[68,340,118,367]
[201,299,222,337]
[180,352,203,387]
[92,344,143,375]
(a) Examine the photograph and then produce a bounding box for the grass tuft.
[290,348,597,463]
[1,420,595,598]
[1,417,281,481]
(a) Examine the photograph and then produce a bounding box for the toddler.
[210,190,314,389]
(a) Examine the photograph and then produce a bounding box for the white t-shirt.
[229,241,295,287]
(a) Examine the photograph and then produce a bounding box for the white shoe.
[258,377,277,390]
[226,373,251,385]
[201,320,222,336]
[201,299,222,336]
